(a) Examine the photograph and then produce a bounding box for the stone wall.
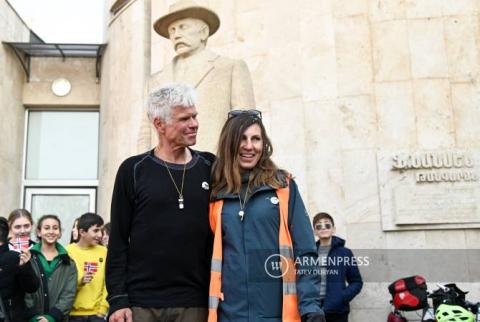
[147,1,480,320]
[91,1,480,320]
[0,1,30,219]
[97,0,152,218]
[24,57,100,106]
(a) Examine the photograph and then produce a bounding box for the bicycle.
[387,275,480,322]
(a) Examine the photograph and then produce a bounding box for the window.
[23,110,99,245]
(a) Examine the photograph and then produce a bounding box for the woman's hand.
[19,249,31,266]
[36,315,49,322]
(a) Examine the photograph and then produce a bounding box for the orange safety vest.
[208,182,301,322]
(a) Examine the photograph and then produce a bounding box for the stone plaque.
[377,150,480,231]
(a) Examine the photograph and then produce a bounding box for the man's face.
[314,219,335,240]
[79,224,103,247]
[156,106,199,147]
[168,18,207,57]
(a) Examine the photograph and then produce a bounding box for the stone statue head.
[154,0,220,42]
[167,17,209,57]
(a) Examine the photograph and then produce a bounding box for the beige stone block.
[442,0,479,16]
[304,164,344,224]
[374,82,416,148]
[206,0,235,47]
[333,0,368,17]
[304,100,344,215]
[300,9,335,49]
[425,230,467,248]
[335,16,373,96]
[264,3,300,51]
[341,149,381,224]
[368,0,406,22]
[350,308,392,322]
[350,283,391,309]
[300,14,337,101]
[301,45,338,102]
[235,9,268,57]
[23,82,101,106]
[405,0,443,18]
[268,98,308,195]
[235,0,268,12]
[408,19,449,78]
[386,230,427,249]
[346,222,386,249]
[465,230,480,248]
[254,43,303,102]
[444,16,480,82]
[451,84,480,148]
[372,20,410,81]
[29,57,97,83]
[337,95,377,149]
[413,79,455,148]
[299,0,333,18]
[0,158,22,223]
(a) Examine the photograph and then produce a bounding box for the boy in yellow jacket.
[66,212,108,321]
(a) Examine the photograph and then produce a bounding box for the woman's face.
[37,218,61,245]
[10,216,33,238]
[71,220,79,241]
[237,123,263,171]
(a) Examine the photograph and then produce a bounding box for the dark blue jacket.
[216,178,322,322]
[316,236,363,314]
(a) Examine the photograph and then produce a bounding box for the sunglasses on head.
[314,223,332,230]
[227,109,262,119]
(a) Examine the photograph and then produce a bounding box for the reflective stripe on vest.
[208,181,301,322]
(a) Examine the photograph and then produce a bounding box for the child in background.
[313,212,363,322]
[66,213,108,321]
[69,218,79,244]
[25,215,77,322]
[101,222,110,248]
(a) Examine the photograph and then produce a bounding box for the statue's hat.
[154,0,220,38]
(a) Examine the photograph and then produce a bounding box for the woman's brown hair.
[7,208,33,228]
[211,113,287,198]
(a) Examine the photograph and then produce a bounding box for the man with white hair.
[107,83,215,322]
[138,0,255,153]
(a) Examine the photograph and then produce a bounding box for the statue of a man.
[138,0,256,152]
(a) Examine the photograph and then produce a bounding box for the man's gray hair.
[148,83,197,121]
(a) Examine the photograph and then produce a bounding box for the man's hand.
[36,316,48,322]
[109,308,133,322]
[302,311,326,322]
[81,272,94,284]
[19,249,31,266]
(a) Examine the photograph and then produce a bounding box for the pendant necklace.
[238,181,251,221]
[161,151,187,210]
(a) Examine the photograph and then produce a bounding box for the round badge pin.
[202,182,210,190]
[270,197,279,204]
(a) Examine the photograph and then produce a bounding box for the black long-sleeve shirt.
[106,149,214,313]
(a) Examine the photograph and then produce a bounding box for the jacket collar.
[316,235,346,250]
[170,49,219,88]
[214,172,289,200]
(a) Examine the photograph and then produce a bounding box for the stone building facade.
[2,0,480,320]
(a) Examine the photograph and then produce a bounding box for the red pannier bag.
[388,275,428,311]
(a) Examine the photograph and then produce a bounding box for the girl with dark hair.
[69,218,79,244]
[208,110,325,322]
[25,215,77,322]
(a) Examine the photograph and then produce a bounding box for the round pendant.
[238,210,244,217]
